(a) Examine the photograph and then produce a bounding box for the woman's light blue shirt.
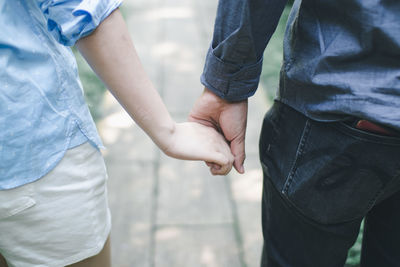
[0,0,121,189]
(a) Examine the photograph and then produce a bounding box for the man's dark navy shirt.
[202,0,400,130]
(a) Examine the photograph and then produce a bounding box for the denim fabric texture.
[259,101,400,266]
[201,0,287,101]
[202,0,400,131]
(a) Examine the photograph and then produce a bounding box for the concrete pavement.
[98,0,271,266]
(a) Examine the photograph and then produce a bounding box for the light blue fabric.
[0,0,121,189]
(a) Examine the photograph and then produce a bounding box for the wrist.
[203,87,247,105]
[154,121,176,154]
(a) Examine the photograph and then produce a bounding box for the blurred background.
[75,0,362,266]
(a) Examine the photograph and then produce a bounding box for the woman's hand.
[161,122,234,175]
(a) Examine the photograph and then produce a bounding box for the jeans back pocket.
[282,120,400,224]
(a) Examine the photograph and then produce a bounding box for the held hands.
[160,87,248,176]
[161,122,234,175]
[75,10,238,175]
[189,88,248,174]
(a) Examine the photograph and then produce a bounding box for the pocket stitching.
[0,184,36,219]
[282,119,312,195]
[281,121,391,224]
[6,197,36,218]
[335,122,400,145]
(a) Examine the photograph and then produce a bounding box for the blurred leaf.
[345,221,363,267]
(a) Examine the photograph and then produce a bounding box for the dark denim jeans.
[259,101,400,267]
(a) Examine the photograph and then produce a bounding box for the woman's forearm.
[75,9,175,151]
[75,8,234,174]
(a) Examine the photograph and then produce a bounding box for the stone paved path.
[98,0,271,266]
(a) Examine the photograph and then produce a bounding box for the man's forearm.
[75,9,175,150]
[202,0,288,101]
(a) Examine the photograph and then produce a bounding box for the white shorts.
[0,142,111,267]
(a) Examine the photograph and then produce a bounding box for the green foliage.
[72,48,106,121]
[345,222,363,267]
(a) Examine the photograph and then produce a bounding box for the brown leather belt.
[354,120,398,137]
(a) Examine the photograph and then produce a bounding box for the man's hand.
[189,88,248,174]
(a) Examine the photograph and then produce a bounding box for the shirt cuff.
[200,46,263,102]
[41,0,123,46]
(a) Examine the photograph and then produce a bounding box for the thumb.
[230,137,245,174]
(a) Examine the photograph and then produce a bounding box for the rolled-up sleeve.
[202,0,287,101]
[38,0,123,46]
